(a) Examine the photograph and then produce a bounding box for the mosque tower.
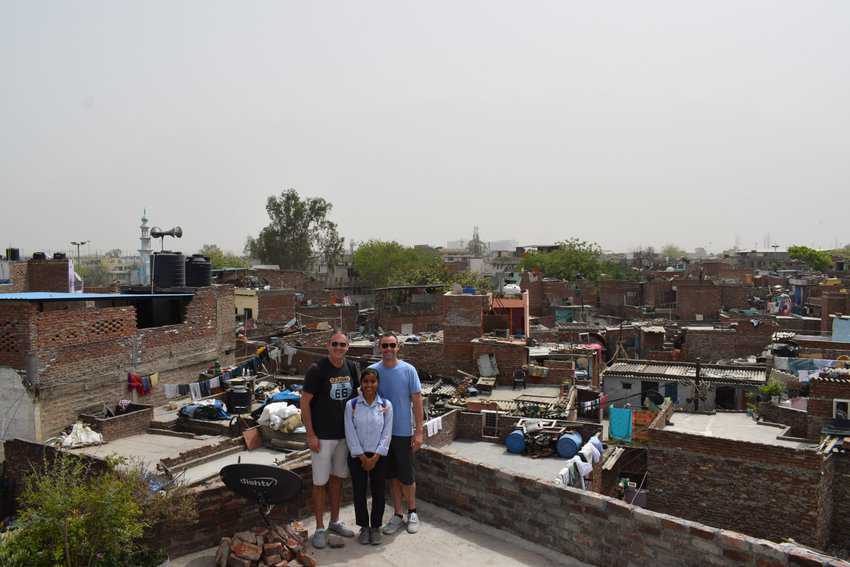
[138,209,152,284]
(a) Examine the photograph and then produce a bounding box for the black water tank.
[32,251,47,260]
[185,254,212,287]
[151,251,186,288]
[5,248,20,261]
[227,386,251,414]
[53,252,66,260]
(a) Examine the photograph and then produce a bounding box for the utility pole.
[70,240,90,267]
[694,357,701,412]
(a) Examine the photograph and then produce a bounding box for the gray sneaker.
[370,527,383,545]
[406,512,420,534]
[358,527,371,545]
[329,520,355,538]
[382,514,406,535]
[311,528,327,549]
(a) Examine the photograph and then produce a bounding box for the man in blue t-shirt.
[369,331,423,536]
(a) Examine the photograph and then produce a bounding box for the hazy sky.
[2,1,848,258]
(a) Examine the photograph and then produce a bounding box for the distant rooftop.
[0,292,194,302]
[604,360,769,385]
[664,412,813,449]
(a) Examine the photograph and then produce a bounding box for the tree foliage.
[352,240,490,290]
[198,244,250,269]
[245,189,344,270]
[78,259,115,287]
[661,244,687,260]
[788,245,833,272]
[518,239,605,281]
[0,455,196,567]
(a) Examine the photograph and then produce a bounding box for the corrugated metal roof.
[0,292,194,301]
[603,360,767,385]
[492,297,524,309]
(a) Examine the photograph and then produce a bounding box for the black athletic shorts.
[385,435,415,485]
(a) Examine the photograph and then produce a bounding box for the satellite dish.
[220,463,302,505]
[645,390,665,406]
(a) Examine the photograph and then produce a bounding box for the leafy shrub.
[0,454,196,567]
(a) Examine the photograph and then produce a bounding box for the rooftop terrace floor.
[172,500,588,567]
[663,412,817,449]
[67,433,230,471]
[437,438,570,483]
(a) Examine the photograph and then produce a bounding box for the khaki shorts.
[311,438,350,486]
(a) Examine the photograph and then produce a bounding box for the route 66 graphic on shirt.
[329,375,353,401]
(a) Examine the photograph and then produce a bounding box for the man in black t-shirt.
[301,330,359,548]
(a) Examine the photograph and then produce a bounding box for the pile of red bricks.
[215,523,315,567]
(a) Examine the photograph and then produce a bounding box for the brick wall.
[414,446,844,566]
[20,286,235,438]
[520,272,545,316]
[302,277,330,305]
[643,280,676,308]
[471,340,528,384]
[647,426,826,548]
[831,454,850,549]
[731,319,778,358]
[79,403,153,442]
[0,261,28,292]
[379,311,445,334]
[27,258,71,292]
[640,329,665,357]
[443,293,486,374]
[720,285,753,309]
[295,305,357,331]
[398,342,457,378]
[254,268,304,291]
[676,282,722,321]
[541,279,570,306]
[681,328,737,362]
[257,289,298,323]
[757,402,810,439]
[822,292,850,333]
[809,378,850,419]
[599,281,642,317]
[0,301,35,368]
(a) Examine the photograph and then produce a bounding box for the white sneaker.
[382,514,406,535]
[406,512,419,534]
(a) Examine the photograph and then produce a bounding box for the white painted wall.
[0,367,38,461]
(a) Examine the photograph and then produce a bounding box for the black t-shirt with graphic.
[304,357,359,439]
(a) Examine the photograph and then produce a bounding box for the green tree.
[352,241,442,288]
[245,189,344,270]
[78,259,115,287]
[788,245,833,272]
[519,238,605,281]
[352,240,491,290]
[0,455,197,567]
[198,244,250,269]
[661,244,687,260]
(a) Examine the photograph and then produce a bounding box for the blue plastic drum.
[505,430,526,454]
[556,431,584,459]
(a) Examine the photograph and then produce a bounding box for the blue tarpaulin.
[609,407,633,442]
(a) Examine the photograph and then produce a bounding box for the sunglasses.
[381,343,398,349]
[330,341,348,348]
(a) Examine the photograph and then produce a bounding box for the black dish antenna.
[220,463,303,527]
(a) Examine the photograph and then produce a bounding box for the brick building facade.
[0,286,235,442]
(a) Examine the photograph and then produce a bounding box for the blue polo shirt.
[369,360,422,437]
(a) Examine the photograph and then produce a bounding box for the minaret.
[138,209,152,284]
